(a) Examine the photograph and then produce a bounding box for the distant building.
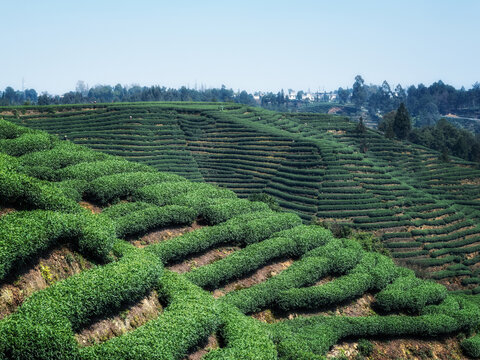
[302,93,315,101]
[286,90,297,100]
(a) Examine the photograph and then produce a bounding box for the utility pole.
[22,77,25,92]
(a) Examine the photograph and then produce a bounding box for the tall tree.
[337,87,349,104]
[352,75,367,107]
[393,103,411,139]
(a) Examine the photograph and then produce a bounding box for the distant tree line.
[0,82,257,107]
[379,103,480,163]
[341,76,480,127]
[409,119,480,162]
[2,78,480,127]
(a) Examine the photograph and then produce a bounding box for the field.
[3,103,480,292]
[1,117,480,359]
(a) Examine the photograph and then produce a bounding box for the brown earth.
[327,336,466,360]
[0,207,16,217]
[76,290,162,347]
[184,334,219,360]
[168,246,239,274]
[132,221,203,247]
[213,259,294,298]
[79,201,102,214]
[0,245,92,319]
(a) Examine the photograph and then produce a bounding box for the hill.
[3,103,480,292]
[2,119,480,358]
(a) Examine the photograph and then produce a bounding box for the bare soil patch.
[76,290,162,347]
[0,246,92,319]
[132,221,203,248]
[79,201,102,214]
[0,207,16,218]
[184,334,219,360]
[213,259,294,298]
[327,335,463,360]
[168,246,239,274]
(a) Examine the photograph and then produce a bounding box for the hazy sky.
[2,0,479,94]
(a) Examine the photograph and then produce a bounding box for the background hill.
[2,103,480,293]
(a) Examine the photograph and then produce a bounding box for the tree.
[418,102,440,127]
[352,75,367,108]
[75,81,88,96]
[37,92,52,105]
[356,116,366,134]
[393,103,411,139]
[337,87,349,104]
[440,147,449,162]
[379,110,395,139]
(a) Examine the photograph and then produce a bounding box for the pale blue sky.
[2,0,479,94]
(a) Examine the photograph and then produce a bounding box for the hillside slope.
[2,119,480,359]
[3,103,480,292]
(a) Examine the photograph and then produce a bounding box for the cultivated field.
[3,103,480,292]
[1,118,480,359]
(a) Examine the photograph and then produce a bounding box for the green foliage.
[202,198,270,225]
[376,275,447,313]
[352,232,390,257]
[186,225,333,289]
[113,204,196,238]
[462,335,480,358]
[0,210,116,280]
[247,192,281,212]
[204,303,277,360]
[0,167,79,212]
[88,171,186,205]
[19,141,110,179]
[357,339,373,356]
[148,211,301,264]
[224,239,363,314]
[0,118,33,139]
[0,132,57,156]
[56,159,155,181]
[314,220,352,239]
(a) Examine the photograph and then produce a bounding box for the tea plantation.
[3,103,480,292]
[1,118,480,359]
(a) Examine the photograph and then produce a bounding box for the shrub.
[148,211,301,264]
[56,159,155,181]
[204,303,277,360]
[247,192,281,211]
[0,210,117,280]
[461,335,480,358]
[0,132,57,156]
[0,119,33,139]
[114,204,197,238]
[0,169,79,212]
[88,171,186,205]
[186,231,316,289]
[357,339,373,356]
[202,198,270,225]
